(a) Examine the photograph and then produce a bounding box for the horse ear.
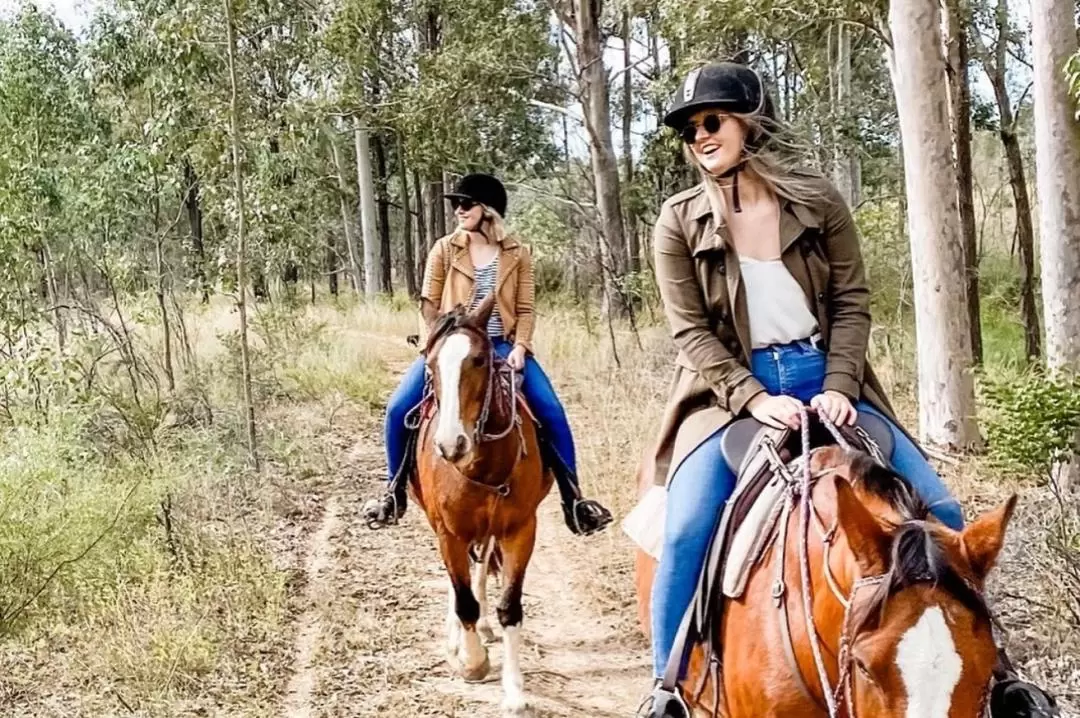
[468,293,496,329]
[835,478,888,575]
[961,494,1017,580]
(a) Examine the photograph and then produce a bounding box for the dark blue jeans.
[650,339,964,678]
[383,339,579,502]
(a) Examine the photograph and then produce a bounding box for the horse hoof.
[501,694,530,716]
[459,653,491,682]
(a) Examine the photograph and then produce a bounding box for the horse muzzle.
[435,432,473,463]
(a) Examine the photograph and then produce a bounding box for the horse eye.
[472,355,485,367]
[854,658,875,683]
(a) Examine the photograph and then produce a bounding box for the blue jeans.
[383,340,580,503]
[650,340,964,678]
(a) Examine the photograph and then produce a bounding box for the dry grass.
[2,294,1077,716]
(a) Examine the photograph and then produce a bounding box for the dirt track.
[277,352,650,718]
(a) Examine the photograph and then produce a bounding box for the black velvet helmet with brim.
[444,173,508,218]
[662,62,769,132]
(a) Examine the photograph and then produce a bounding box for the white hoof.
[501,693,530,716]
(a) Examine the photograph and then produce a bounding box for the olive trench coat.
[649,177,906,486]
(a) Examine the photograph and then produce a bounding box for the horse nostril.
[455,435,469,458]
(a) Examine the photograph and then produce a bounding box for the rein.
[429,328,524,497]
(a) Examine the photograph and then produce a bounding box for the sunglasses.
[450,197,478,211]
[679,113,726,144]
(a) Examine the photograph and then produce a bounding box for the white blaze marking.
[434,334,471,451]
[473,539,495,642]
[501,625,528,714]
[896,606,963,718]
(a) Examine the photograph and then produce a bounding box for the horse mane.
[843,452,991,631]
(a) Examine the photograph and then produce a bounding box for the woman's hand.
[810,390,858,426]
[507,345,528,372]
[747,393,806,430]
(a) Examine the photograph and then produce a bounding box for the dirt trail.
[280,348,650,718]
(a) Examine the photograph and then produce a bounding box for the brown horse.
[413,295,553,715]
[635,441,1017,717]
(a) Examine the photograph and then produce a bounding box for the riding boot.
[636,681,690,718]
[990,646,1059,717]
[537,431,613,536]
[364,426,418,529]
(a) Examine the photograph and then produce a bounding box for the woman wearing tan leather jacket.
[363,173,611,537]
[638,63,1055,718]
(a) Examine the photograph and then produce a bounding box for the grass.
[0,269,1077,714]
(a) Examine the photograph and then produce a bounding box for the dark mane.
[424,305,486,356]
[844,451,991,630]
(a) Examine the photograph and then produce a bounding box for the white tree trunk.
[575,0,627,313]
[354,121,379,299]
[831,23,859,207]
[1031,0,1080,485]
[1032,0,1080,373]
[328,129,363,294]
[888,0,982,449]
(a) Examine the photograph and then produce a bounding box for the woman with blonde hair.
[364,173,612,537]
[639,61,1054,717]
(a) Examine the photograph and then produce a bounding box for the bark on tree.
[223,0,259,470]
[354,121,379,299]
[622,10,640,274]
[413,169,428,282]
[973,0,1040,360]
[1031,0,1080,481]
[888,0,982,449]
[572,0,628,314]
[830,23,860,208]
[399,136,418,299]
[943,0,983,364]
[328,128,363,294]
[373,132,393,294]
[182,159,210,304]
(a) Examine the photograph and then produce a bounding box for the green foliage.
[981,368,1080,475]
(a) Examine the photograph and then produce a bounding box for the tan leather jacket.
[420,229,536,352]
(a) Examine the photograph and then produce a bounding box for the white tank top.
[739,257,819,348]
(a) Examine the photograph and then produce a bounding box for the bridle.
[772,410,994,718]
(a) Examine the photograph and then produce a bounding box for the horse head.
[816,446,1016,718]
[424,294,498,464]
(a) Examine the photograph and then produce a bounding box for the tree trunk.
[182,159,210,303]
[399,136,418,299]
[944,0,983,364]
[329,128,363,294]
[576,0,628,314]
[413,169,428,281]
[831,23,859,207]
[327,230,339,297]
[887,0,982,449]
[990,75,1041,361]
[442,170,454,231]
[373,132,392,294]
[1032,0,1080,483]
[430,179,446,238]
[223,0,259,470]
[622,10,640,275]
[354,121,379,299]
[152,169,175,394]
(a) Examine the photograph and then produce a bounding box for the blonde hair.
[685,110,826,220]
[450,204,509,244]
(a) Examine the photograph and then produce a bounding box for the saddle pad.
[621,485,666,561]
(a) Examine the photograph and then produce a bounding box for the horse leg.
[473,537,497,643]
[439,531,490,682]
[496,518,537,716]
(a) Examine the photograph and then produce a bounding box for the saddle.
[658,412,894,700]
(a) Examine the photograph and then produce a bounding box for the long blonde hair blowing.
[688,112,826,224]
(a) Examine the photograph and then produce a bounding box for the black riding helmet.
[444,173,508,218]
[664,62,777,212]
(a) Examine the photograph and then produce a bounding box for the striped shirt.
[470,257,505,338]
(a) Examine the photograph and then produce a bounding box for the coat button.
[718,262,726,274]
[817,292,826,302]
[719,309,729,322]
